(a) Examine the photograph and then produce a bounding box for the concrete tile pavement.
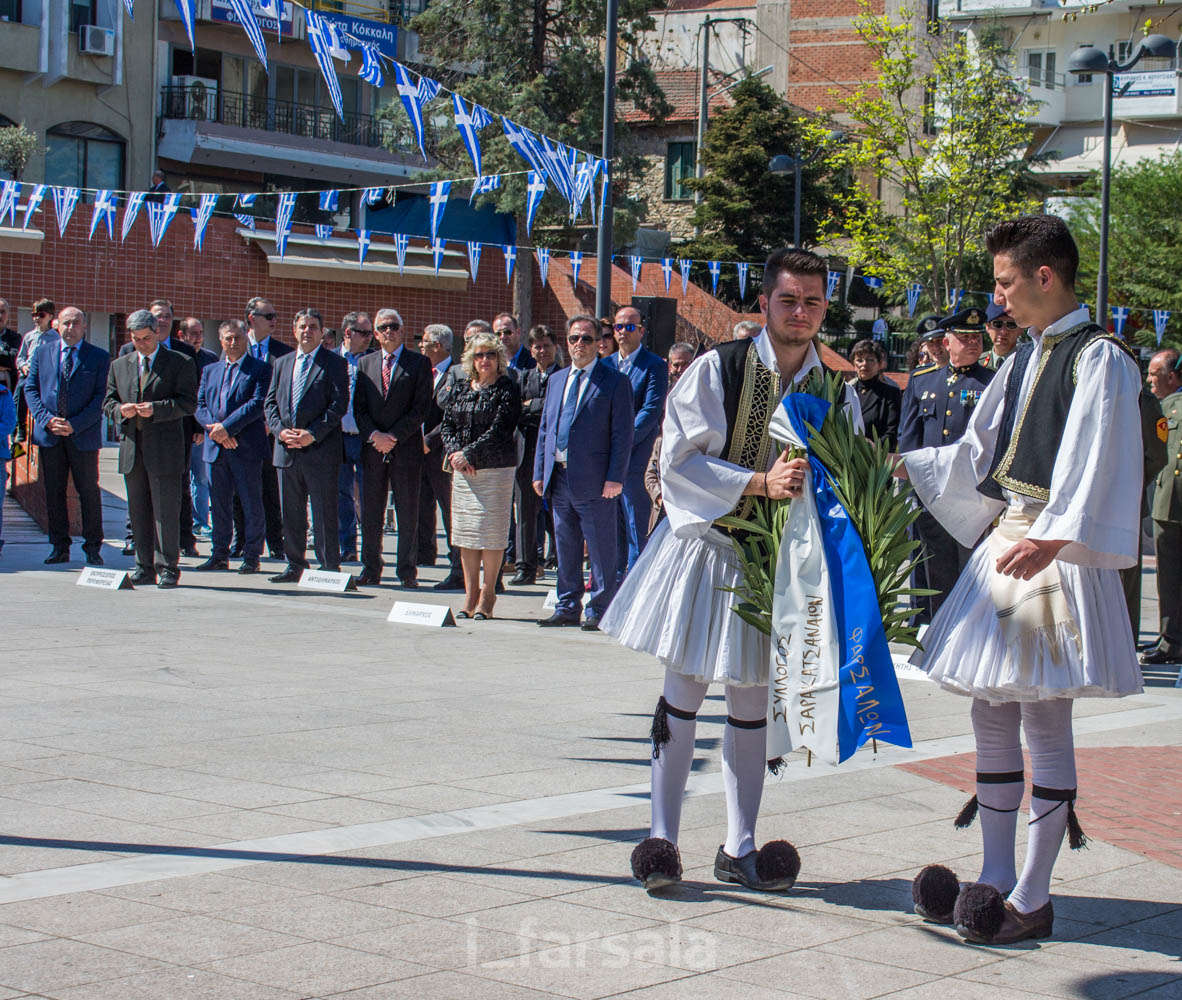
[1,459,1180,998]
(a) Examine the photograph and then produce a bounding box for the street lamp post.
[595,0,619,320]
[1067,34,1177,324]
[768,130,842,247]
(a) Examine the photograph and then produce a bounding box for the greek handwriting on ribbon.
[773,633,792,724]
[848,625,886,737]
[796,594,825,735]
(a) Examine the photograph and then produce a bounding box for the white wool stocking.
[1009,698,1077,915]
[722,684,770,860]
[970,699,1025,894]
[649,670,708,845]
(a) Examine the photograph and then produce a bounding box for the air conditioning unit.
[79,25,115,57]
[171,75,219,121]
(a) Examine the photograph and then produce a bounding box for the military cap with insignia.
[985,302,1008,324]
[936,308,987,336]
[916,314,945,343]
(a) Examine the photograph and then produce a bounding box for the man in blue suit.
[533,314,634,630]
[602,305,668,577]
[194,319,271,573]
[24,307,110,565]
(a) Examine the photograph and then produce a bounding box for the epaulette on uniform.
[911,364,940,377]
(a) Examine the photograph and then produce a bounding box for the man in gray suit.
[102,310,198,587]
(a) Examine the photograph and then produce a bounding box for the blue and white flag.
[503,244,516,285]
[146,192,182,248]
[174,0,196,49]
[305,9,345,121]
[356,228,370,268]
[1153,308,1172,344]
[466,240,481,282]
[628,254,642,292]
[524,170,546,236]
[469,173,501,204]
[535,247,550,287]
[121,191,145,241]
[394,233,409,273]
[23,184,46,230]
[88,189,116,240]
[570,250,582,288]
[428,180,450,241]
[274,190,296,257]
[431,238,446,276]
[362,186,383,206]
[737,262,749,300]
[258,0,283,36]
[1111,305,1130,338]
[319,190,339,212]
[766,392,913,766]
[453,94,493,178]
[122,0,133,19]
[192,192,217,250]
[417,76,441,104]
[679,258,691,296]
[906,282,922,317]
[393,62,429,157]
[540,136,574,205]
[236,213,257,231]
[315,223,332,239]
[862,274,884,291]
[226,0,267,70]
[358,44,383,87]
[597,169,609,226]
[501,118,549,178]
[826,270,841,300]
[237,192,257,208]
[949,287,965,311]
[52,186,81,236]
[661,257,673,292]
[708,260,721,295]
[0,180,18,225]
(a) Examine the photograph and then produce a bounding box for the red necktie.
[382,353,394,395]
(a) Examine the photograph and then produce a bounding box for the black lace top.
[440,374,522,469]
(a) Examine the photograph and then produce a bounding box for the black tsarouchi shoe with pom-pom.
[954,884,1054,944]
[911,864,962,924]
[630,837,683,891]
[713,840,801,892]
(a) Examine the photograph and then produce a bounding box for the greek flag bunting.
[52,187,81,236]
[146,193,182,248]
[363,186,383,206]
[394,233,409,273]
[428,180,450,240]
[524,171,546,236]
[503,244,516,285]
[570,250,582,288]
[173,0,196,49]
[826,270,841,300]
[305,9,345,121]
[501,118,549,178]
[1154,309,1172,344]
[597,170,609,226]
[393,63,429,157]
[708,260,721,295]
[661,257,673,292]
[1112,305,1129,338]
[236,213,257,231]
[539,136,574,204]
[192,193,217,250]
[466,240,481,282]
[257,0,283,36]
[274,191,296,257]
[416,76,441,104]
[356,229,370,268]
[319,190,339,212]
[949,288,965,311]
[88,190,117,241]
[314,224,332,239]
[120,191,144,241]
[358,45,383,87]
[736,261,749,300]
[679,258,691,296]
[469,173,501,204]
[237,193,257,207]
[121,0,133,19]
[765,392,913,765]
[628,255,642,291]
[535,247,550,287]
[453,94,493,178]
[226,0,267,70]
[862,274,884,290]
[0,181,18,226]
[906,282,922,317]
[23,184,46,230]
[431,238,446,276]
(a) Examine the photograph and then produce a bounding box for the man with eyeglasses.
[494,313,535,372]
[245,297,292,560]
[984,303,1023,369]
[602,306,669,578]
[353,307,433,587]
[336,312,375,562]
[12,298,59,450]
[1142,349,1182,666]
[534,315,634,630]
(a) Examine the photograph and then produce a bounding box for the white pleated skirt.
[450,466,515,550]
[600,518,770,686]
[910,541,1143,702]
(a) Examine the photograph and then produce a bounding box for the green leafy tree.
[0,122,41,182]
[399,0,670,325]
[1067,152,1182,351]
[816,2,1044,310]
[676,76,846,311]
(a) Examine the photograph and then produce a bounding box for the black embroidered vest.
[978,322,1129,502]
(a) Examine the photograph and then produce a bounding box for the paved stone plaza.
[0,455,1179,999]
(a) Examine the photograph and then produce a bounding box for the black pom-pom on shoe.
[630,837,682,891]
[953,882,1006,941]
[911,864,960,923]
[755,840,801,888]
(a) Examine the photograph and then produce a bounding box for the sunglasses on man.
[614,323,638,332]
[568,334,597,345]
[252,311,277,321]
[376,322,401,332]
[988,319,1019,331]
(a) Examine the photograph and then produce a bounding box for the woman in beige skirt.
[440,332,522,619]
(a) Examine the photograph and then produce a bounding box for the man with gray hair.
[733,320,762,340]
[419,323,463,588]
[103,310,198,587]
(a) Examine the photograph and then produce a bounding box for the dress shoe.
[714,843,800,892]
[581,618,601,632]
[433,574,465,591]
[269,567,302,583]
[399,577,419,589]
[181,545,201,559]
[229,545,244,558]
[44,549,70,565]
[631,837,682,892]
[122,541,136,556]
[129,568,156,586]
[237,562,259,574]
[510,570,537,586]
[1137,639,1160,652]
[157,570,181,589]
[1141,646,1182,664]
[356,572,382,586]
[195,557,229,571]
[268,548,285,560]
[84,552,104,567]
[537,613,580,627]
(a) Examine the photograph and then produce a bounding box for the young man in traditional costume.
[900,215,1144,944]
[603,248,860,892]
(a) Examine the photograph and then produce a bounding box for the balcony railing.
[160,85,398,150]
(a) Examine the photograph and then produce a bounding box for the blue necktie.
[291,352,312,413]
[58,346,75,417]
[254,342,264,360]
[556,368,584,454]
[218,363,235,413]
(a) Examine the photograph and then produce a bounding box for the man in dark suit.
[244,296,292,558]
[103,310,198,587]
[850,338,902,450]
[24,306,110,565]
[263,307,349,582]
[419,324,464,590]
[194,319,271,574]
[336,312,374,562]
[533,315,634,630]
[180,316,218,539]
[494,313,535,372]
[602,305,668,577]
[353,307,433,587]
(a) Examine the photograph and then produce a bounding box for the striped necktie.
[291,352,312,413]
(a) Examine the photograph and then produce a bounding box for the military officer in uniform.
[914,315,948,367]
[1143,348,1181,665]
[850,338,902,449]
[983,302,1023,369]
[899,307,996,621]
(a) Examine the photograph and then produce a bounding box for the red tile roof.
[621,68,736,124]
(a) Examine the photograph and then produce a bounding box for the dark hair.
[219,319,247,337]
[494,312,518,329]
[904,340,925,371]
[851,339,886,363]
[984,215,1078,289]
[341,311,371,332]
[246,296,271,319]
[294,307,323,328]
[528,324,555,346]
[34,298,56,316]
[566,314,600,336]
[761,247,829,297]
[148,298,173,312]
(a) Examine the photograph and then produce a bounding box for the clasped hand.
[119,402,154,419]
[279,427,313,448]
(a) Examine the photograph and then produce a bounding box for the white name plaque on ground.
[388,602,456,627]
[77,567,133,590]
[298,569,357,592]
[542,589,558,610]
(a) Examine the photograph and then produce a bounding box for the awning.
[1032,123,1182,175]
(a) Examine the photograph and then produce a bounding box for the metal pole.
[1097,52,1114,324]
[793,155,802,248]
[595,0,619,320]
[695,20,711,198]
